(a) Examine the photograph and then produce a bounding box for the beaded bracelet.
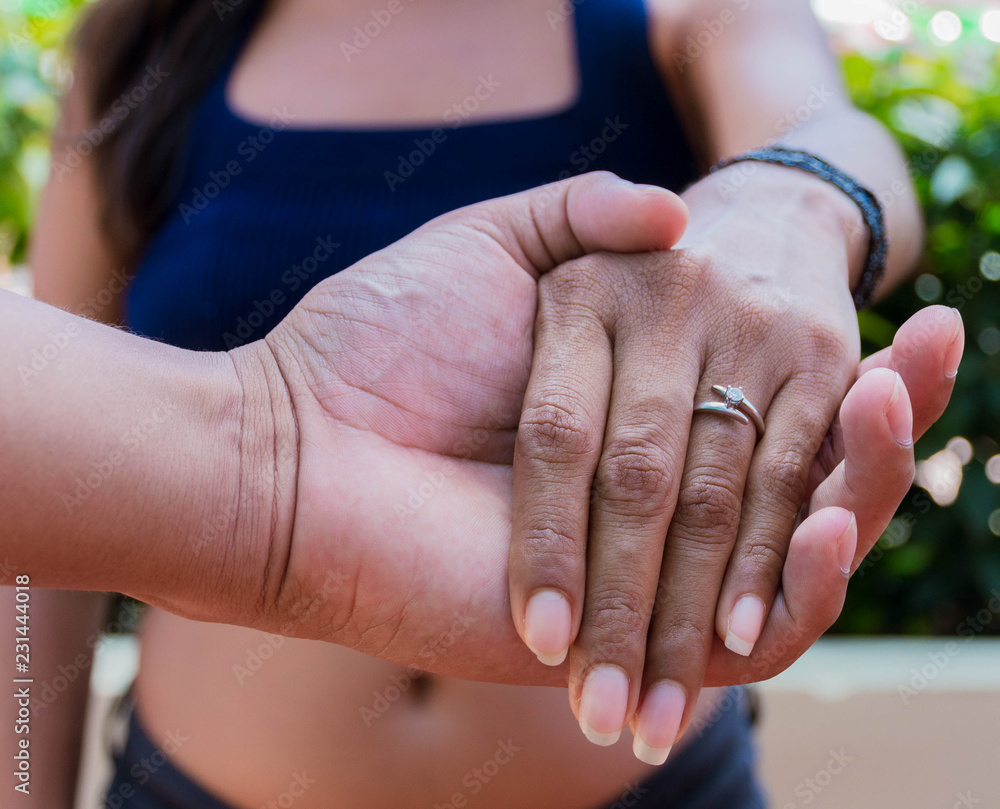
[710,147,888,310]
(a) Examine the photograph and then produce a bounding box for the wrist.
[685,162,868,292]
[225,339,300,627]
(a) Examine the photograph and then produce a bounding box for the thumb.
[428,171,689,279]
[857,305,961,440]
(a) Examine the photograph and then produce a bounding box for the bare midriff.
[135,609,725,809]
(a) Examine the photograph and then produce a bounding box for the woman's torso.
[128,1,716,806]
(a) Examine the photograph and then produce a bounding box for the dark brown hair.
[74,0,266,263]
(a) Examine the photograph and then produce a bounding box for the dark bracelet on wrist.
[710,147,888,310]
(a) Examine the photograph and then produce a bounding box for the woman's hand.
[702,303,962,688]
[506,165,961,760]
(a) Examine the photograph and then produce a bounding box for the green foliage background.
[838,13,1000,635]
[1,1,998,634]
[0,0,83,264]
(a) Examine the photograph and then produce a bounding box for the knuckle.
[675,467,742,540]
[661,248,715,307]
[587,583,649,640]
[651,611,713,671]
[809,318,857,363]
[738,293,790,336]
[596,430,676,513]
[541,255,609,307]
[518,524,581,572]
[790,316,859,377]
[756,445,812,513]
[518,398,598,465]
[661,613,711,647]
[738,537,787,582]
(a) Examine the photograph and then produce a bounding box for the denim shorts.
[105,687,767,809]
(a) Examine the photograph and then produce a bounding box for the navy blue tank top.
[126,0,699,350]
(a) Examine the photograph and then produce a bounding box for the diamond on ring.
[693,384,766,440]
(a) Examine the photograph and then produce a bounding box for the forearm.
[653,0,923,298]
[0,291,275,624]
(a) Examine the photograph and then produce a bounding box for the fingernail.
[633,681,685,765]
[578,665,629,746]
[523,590,572,666]
[837,512,858,577]
[885,372,913,448]
[725,595,765,657]
[945,308,964,379]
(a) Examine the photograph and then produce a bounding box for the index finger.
[508,265,613,665]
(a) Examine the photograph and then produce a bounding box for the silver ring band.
[694,385,765,439]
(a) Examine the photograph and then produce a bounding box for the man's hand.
[231,172,689,684]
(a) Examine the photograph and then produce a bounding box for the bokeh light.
[930,10,963,43]
[979,327,1000,356]
[813,0,883,25]
[989,509,1000,537]
[981,9,1000,42]
[981,251,1000,281]
[986,455,1000,485]
[812,0,911,41]
[947,436,974,466]
[915,447,965,506]
[916,273,943,301]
